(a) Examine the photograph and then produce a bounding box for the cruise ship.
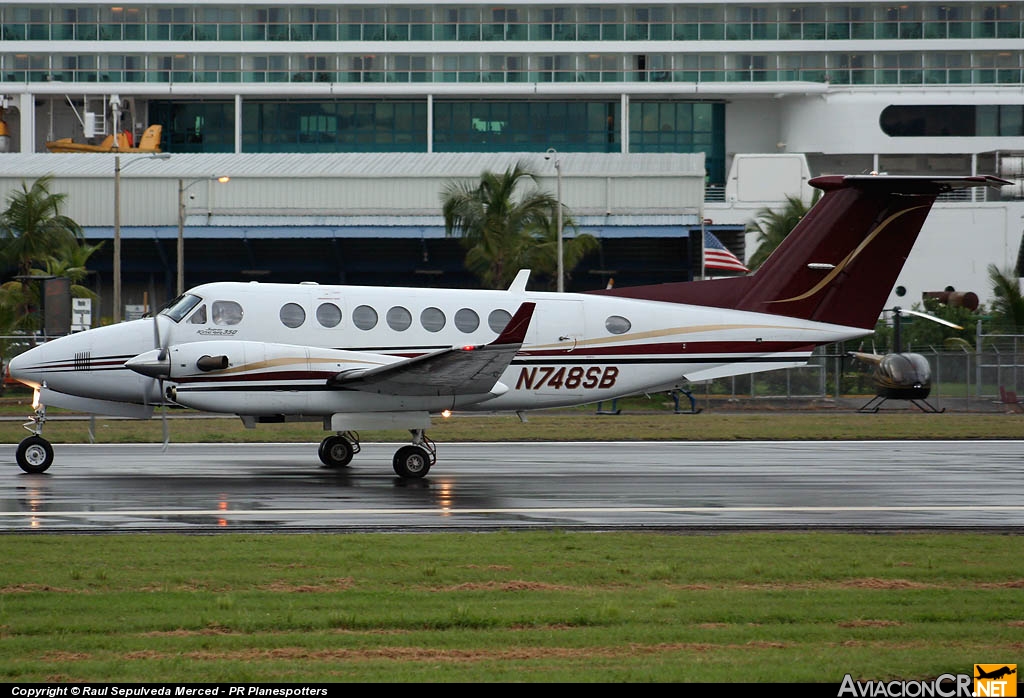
[0,1,1022,318]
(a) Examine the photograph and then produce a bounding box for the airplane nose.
[8,347,41,388]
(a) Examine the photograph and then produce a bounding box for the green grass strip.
[0,531,1021,682]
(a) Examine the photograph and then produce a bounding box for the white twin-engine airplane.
[8,174,1008,478]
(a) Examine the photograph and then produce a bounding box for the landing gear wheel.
[319,435,354,468]
[393,445,431,479]
[17,436,54,474]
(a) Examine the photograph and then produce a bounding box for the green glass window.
[314,8,336,41]
[458,7,481,41]
[434,100,619,153]
[150,100,233,152]
[974,5,997,38]
[266,8,288,41]
[629,101,725,185]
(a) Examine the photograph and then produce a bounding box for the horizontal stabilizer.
[330,302,535,396]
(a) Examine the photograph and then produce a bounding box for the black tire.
[16,436,53,474]
[318,435,354,468]
[392,445,431,479]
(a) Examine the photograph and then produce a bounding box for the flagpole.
[699,171,706,281]
[700,217,706,281]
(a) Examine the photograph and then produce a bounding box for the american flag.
[703,230,749,273]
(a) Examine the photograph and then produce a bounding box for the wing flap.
[329,302,535,397]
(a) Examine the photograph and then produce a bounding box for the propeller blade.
[160,404,169,453]
[153,315,170,361]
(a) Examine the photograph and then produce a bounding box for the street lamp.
[113,152,170,323]
[177,176,230,296]
[544,148,564,293]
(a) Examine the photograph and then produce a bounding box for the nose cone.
[8,346,44,388]
[125,349,170,379]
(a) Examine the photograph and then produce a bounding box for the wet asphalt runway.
[0,440,1021,532]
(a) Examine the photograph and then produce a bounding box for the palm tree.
[0,175,83,281]
[987,264,1024,330]
[0,175,85,337]
[442,163,561,289]
[745,191,820,271]
[526,214,599,291]
[35,240,104,302]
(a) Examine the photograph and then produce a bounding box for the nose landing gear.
[16,405,53,474]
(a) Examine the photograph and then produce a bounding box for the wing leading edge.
[328,302,536,397]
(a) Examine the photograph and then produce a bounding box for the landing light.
[441,410,452,419]
[31,388,40,410]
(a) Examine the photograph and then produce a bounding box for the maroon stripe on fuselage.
[518,341,815,357]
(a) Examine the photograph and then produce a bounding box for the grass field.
[0,532,1021,683]
[1,403,1023,445]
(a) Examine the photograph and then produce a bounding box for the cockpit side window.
[187,305,208,324]
[212,300,244,326]
[160,294,202,322]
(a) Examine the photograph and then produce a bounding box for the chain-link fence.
[696,335,1024,411]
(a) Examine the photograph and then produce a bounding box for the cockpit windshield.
[159,294,203,322]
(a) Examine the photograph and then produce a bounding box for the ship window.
[353,304,378,330]
[421,307,446,332]
[187,304,207,324]
[387,306,412,331]
[212,300,243,326]
[454,308,479,333]
[280,303,305,328]
[316,302,342,328]
[488,309,512,334]
[605,315,631,334]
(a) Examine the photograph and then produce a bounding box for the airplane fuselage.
[12,280,867,420]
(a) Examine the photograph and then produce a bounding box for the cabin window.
[488,309,512,334]
[316,302,342,328]
[280,303,306,328]
[353,304,378,330]
[421,307,446,332]
[386,306,412,331]
[454,308,479,333]
[605,315,631,334]
[187,305,207,324]
[212,300,244,326]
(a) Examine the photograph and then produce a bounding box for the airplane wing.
[328,302,535,397]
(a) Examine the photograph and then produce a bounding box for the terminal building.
[0,1,1022,322]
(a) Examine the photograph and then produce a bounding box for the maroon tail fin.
[595,175,1007,329]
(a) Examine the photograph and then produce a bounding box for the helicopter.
[849,305,964,413]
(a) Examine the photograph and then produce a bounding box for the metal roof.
[0,152,705,180]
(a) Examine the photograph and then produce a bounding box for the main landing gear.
[16,405,54,474]
[317,429,436,479]
[318,431,361,468]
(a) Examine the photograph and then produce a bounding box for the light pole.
[545,148,564,292]
[177,176,230,296]
[113,152,170,322]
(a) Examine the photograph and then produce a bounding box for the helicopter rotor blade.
[895,308,963,330]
